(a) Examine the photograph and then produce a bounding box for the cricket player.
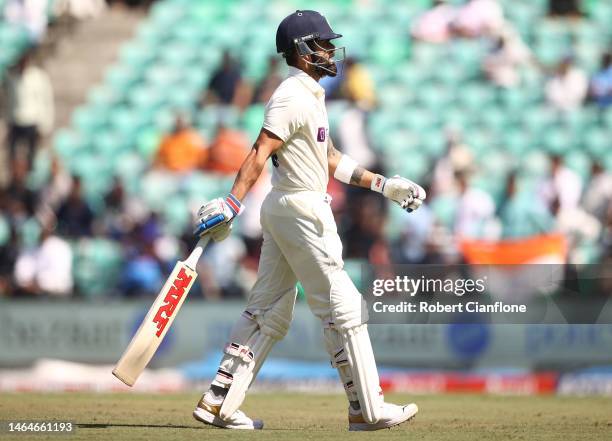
[192,10,426,431]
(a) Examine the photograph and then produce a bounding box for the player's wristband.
[370,174,386,193]
[334,154,358,184]
[225,193,244,217]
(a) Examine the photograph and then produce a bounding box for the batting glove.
[194,194,244,242]
[371,174,426,212]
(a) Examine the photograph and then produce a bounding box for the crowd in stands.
[0,0,611,300]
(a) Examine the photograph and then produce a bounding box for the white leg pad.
[217,292,296,420]
[323,326,359,402]
[327,270,383,424]
[341,324,383,424]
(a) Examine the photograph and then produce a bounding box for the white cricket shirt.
[263,67,329,193]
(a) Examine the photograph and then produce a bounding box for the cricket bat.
[112,215,225,386]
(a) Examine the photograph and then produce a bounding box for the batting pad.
[340,324,383,424]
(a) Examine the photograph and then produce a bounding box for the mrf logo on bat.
[152,268,193,337]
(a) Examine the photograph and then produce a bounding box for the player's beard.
[314,55,338,77]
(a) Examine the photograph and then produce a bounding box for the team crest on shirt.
[317,127,327,142]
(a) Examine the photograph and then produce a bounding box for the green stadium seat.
[240,104,265,141]
[74,239,124,298]
[105,66,139,96]
[162,193,190,235]
[141,171,180,212]
[582,128,609,159]
[502,129,531,157]
[53,129,88,159]
[136,128,162,161]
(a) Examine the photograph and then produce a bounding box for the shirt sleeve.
[262,89,303,143]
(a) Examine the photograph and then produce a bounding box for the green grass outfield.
[1,392,611,441]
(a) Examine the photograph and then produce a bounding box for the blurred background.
[0,0,611,395]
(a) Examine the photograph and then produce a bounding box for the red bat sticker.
[152,268,193,337]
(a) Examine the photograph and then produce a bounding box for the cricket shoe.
[193,397,263,430]
[348,402,418,431]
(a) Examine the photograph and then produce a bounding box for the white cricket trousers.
[246,189,363,324]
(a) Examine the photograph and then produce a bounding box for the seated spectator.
[482,26,533,88]
[340,57,376,111]
[551,196,601,264]
[539,154,583,213]
[395,184,437,264]
[6,159,38,216]
[342,192,387,259]
[4,0,49,42]
[0,213,19,297]
[590,52,612,109]
[453,0,505,39]
[545,56,588,112]
[203,125,249,174]
[548,0,582,17]
[56,177,94,238]
[4,50,54,174]
[13,223,73,296]
[120,242,164,297]
[432,128,474,197]
[411,0,458,44]
[36,156,73,228]
[202,50,251,110]
[154,115,207,173]
[101,177,148,239]
[252,57,283,104]
[453,171,498,239]
[583,161,612,223]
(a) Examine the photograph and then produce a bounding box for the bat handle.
[184,235,211,270]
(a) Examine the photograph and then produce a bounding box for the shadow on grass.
[77,423,201,430]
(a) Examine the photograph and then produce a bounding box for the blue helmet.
[276,10,342,54]
[276,10,345,76]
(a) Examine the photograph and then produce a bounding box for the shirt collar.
[288,67,325,99]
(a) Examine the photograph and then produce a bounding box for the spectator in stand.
[5,159,37,216]
[3,50,54,174]
[120,241,164,298]
[551,195,601,264]
[202,50,251,110]
[336,58,378,171]
[411,0,457,44]
[4,0,49,43]
[482,26,533,88]
[340,57,376,111]
[431,128,474,197]
[203,124,249,174]
[154,114,207,173]
[539,154,583,214]
[395,183,437,264]
[583,160,612,223]
[252,56,283,104]
[55,177,94,238]
[453,170,498,239]
[13,222,73,296]
[452,0,505,39]
[342,192,387,259]
[0,191,19,296]
[589,52,612,109]
[548,0,582,17]
[545,56,588,112]
[101,177,148,240]
[36,156,73,228]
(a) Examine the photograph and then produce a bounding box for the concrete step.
[45,6,146,130]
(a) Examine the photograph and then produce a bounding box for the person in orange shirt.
[155,115,207,173]
[202,124,249,174]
